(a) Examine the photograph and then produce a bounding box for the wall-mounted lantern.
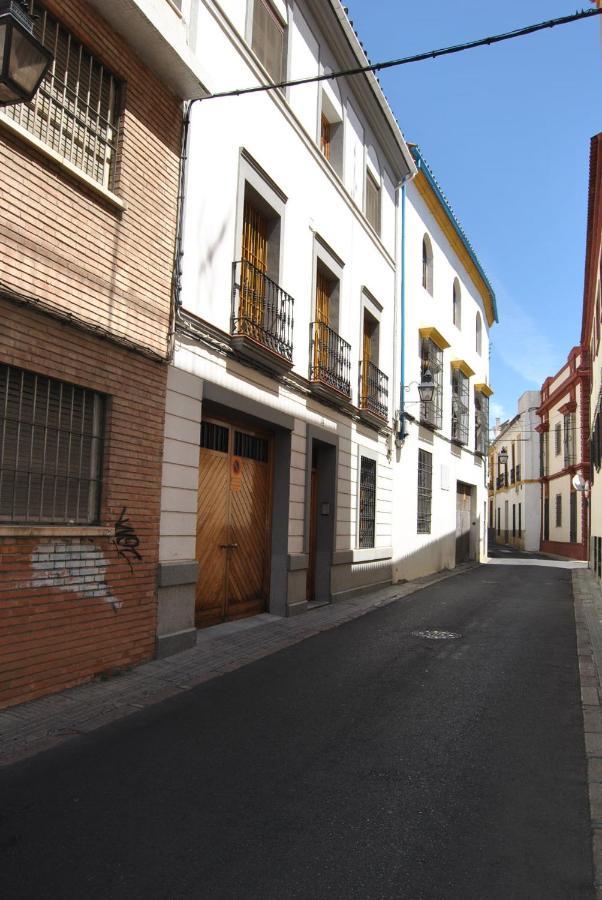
[0,1,52,107]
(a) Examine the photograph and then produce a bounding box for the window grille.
[0,365,104,524]
[555,422,562,456]
[359,456,376,548]
[200,422,229,454]
[555,493,562,528]
[365,170,381,235]
[453,280,461,328]
[422,236,433,293]
[476,313,483,355]
[518,503,522,537]
[451,368,469,444]
[474,391,488,454]
[563,413,575,467]
[417,449,432,534]
[420,338,442,429]
[4,2,120,189]
[570,491,577,543]
[544,498,549,540]
[234,431,268,463]
[252,0,285,83]
[512,504,516,537]
[539,431,548,477]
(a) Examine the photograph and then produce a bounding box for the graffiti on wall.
[31,541,121,611]
[113,507,142,572]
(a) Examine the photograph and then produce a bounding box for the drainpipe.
[397,178,408,444]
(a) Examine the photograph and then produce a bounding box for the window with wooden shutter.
[0,365,104,524]
[252,0,285,83]
[320,115,331,161]
[365,169,381,235]
[4,2,120,189]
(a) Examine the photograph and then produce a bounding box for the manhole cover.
[412,630,462,640]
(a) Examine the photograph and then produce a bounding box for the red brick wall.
[0,0,182,358]
[0,300,167,709]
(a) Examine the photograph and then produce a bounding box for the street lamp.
[498,446,508,465]
[417,370,435,403]
[0,0,52,107]
[395,371,436,447]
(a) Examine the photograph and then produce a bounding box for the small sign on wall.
[231,456,243,492]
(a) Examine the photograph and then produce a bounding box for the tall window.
[359,456,376,548]
[420,338,442,429]
[252,0,285,83]
[320,115,331,161]
[452,279,461,328]
[555,422,562,456]
[365,170,381,235]
[417,449,432,534]
[539,431,548,477]
[563,412,575,467]
[451,369,469,444]
[4,3,120,189]
[0,365,104,524]
[476,312,483,355]
[422,235,433,294]
[475,390,488,455]
[555,493,562,527]
[518,503,522,537]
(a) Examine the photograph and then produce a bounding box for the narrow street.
[0,562,593,900]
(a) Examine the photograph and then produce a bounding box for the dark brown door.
[196,419,272,628]
[307,467,318,601]
[456,483,472,564]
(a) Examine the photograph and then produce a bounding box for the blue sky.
[346,0,602,427]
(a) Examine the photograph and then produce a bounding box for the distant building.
[489,393,541,551]
[537,348,590,560]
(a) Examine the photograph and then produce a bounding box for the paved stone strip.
[573,568,602,900]
[0,564,476,767]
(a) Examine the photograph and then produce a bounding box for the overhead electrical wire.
[201,7,602,102]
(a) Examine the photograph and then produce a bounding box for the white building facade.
[489,392,541,552]
[392,147,497,581]
[155,0,416,653]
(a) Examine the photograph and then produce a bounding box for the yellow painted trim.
[451,359,475,378]
[419,326,450,350]
[475,383,494,397]
[415,170,495,327]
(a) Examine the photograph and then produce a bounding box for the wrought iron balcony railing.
[359,359,388,421]
[496,472,508,489]
[510,467,515,484]
[310,321,351,398]
[516,464,521,482]
[231,260,294,362]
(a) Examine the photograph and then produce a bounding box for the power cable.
[201,7,602,102]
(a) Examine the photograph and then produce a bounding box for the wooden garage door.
[195,419,272,628]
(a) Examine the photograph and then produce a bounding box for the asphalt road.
[0,564,594,899]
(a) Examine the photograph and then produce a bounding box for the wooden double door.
[195,418,272,628]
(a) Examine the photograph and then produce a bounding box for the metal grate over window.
[234,431,268,462]
[200,422,229,454]
[417,448,432,534]
[474,391,488,455]
[563,413,575,467]
[359,456,376,549]
[420,338,442,429]
[555,493,562,528]
[4,2,120,188]
[0,365,104,524]
[451,368,469,444]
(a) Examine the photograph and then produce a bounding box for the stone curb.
[0,562,479,767]
[572,569,602,899]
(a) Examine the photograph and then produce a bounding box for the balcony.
[510,467,516,485]
[516,464,521,482]
[231,260,294,375]
[310,321,351,402]
[359,359,389,426]
[496,473,508,490]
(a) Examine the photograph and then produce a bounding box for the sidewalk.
[572,568,602,899]
[0,563,477,767]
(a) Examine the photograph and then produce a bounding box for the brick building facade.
[0,0,194,708]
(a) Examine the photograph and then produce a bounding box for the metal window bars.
[359,359,388,420]
[563,413,575,467]
[310,321,351,398]
[232,260,294,361]
[5,2,119,189]
[420,339,442,428]
[474,392,488,455]
[417,448,432,533]
[0,365,104,524]
[451,369,469,444]
[359,456,376,549]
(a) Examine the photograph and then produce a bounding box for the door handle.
[219,543,238,549]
